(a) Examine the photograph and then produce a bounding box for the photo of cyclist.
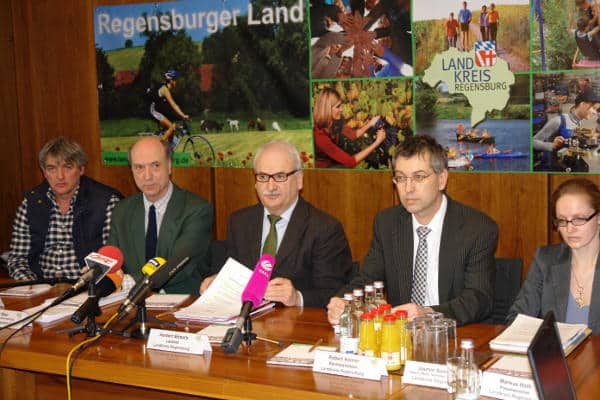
[149,69,190,143]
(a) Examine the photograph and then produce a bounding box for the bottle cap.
[343,293,353,301]
[353,288,364,297]
[374,281,384,289]
[364,284,374,293]
[380,303,392,312]
[361,312,373,320]
[395,310,408,318]
[460,339,474,349]
[383,314,396,322]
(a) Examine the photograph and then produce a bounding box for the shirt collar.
[411,194,448,233]
[263,197,299,222]
[143,181,173,213]
[46,185,80,207]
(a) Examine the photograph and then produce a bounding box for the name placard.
[147,328,212,355]
[402,360,448,389]
[480,371,539,400]
[0,309,31,329]
[312,350,388,381]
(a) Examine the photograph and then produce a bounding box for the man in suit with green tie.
[200,140,353,308]
[108,136,213,294]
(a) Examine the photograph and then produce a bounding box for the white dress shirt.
[411,194,448,307]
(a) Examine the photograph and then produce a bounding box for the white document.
[174,258,253,323]
[267,343,337,367]
[489,313,589,355]
[145,294,190,309]
[0,284,52,297]
[23,289,128,324]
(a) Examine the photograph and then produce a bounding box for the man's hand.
[552,136,565,150]
[327,296,345,325]
[264,277,300,306]
[199,274,216,294]
[391,303,433,320]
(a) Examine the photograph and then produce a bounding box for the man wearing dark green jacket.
[108,136,213,294]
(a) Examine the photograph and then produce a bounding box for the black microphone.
[117,252,190,319]
[51,246,124,307]
[116,257,167,316]
[71,271,124,324]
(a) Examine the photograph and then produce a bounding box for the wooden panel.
[447,172,549,278]
[213,167,257,239]
[302,169,395,262]
[0,0,23,251]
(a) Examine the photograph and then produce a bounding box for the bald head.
[129,137,173,202]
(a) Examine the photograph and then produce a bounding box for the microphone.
[69,246,124,324]
[116,257,167,315]
[71,264,124,324]
[221,254,275,354]
[117,252,190,319]
[51,246,124,306]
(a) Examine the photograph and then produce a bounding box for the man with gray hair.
[327,135,498,325]
[200,140,353,308]
[8,137,122,280]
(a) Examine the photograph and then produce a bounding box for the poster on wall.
[94,0,600,173]
[95,0,311,168]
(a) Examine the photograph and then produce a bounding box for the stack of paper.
[0,284,52,297]
[24,289,128,324]
[174,258,275,323]
[267,343,337,367]
[489,314,591,356]
[145,294,190,309]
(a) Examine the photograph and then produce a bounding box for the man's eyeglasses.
[392,172,433,185]
[553,210,598,228]
[254,170,299,183]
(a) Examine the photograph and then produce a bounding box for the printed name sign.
[481,371,538,400]
[402,360,448,389]
[312,350,388,381]
[147,328,212,355]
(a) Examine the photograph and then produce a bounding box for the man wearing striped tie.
[200,140,353,308]
[327,135,498,326]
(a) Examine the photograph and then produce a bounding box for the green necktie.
[262,214,281,257]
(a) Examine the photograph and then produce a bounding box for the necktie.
[411,226,431,305]
[145,205,157,260]
[262,214,281,257]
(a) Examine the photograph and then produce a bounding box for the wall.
[1,0,595,280]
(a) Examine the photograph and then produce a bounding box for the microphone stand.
[113,298,175,339]
[242,313,257,349]
[57,280,102,337]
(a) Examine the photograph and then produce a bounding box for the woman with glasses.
[508,178,600,334]
[313,88,386,168]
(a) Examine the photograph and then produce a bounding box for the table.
[0,287,597,400]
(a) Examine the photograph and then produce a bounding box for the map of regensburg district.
[423,46,515,127]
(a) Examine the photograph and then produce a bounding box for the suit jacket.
[108,184,213,294]
[219,197,353,308]
[508,243,600,334]
[340,196,498,326]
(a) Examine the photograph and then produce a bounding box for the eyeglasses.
[553,210,598,228]
[392,172,433,185]
[254,170,299,183]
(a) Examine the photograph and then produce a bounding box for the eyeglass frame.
[553,210,598,228]
[254,169,299,183]
[392,171,434,186]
